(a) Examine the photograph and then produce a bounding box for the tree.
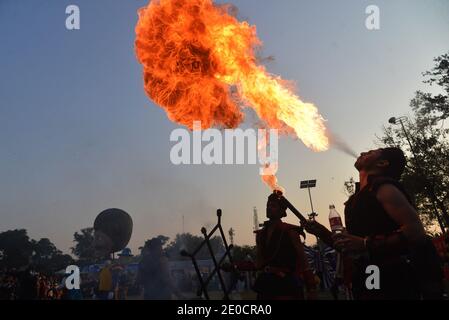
[415,53,449,121]
[378,52,449,233]
[71,227,97,265]
[32,238,73,273]
[164,233,225,261]
[0,229,34,269]
[156,235,170,247]
[138,235,169,251]
[231,245,256,261]
[0,230,73,273]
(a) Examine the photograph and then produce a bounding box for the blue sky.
[1,0,448,255]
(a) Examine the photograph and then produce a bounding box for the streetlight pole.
[300,180,317,220]
[389,117,416,156]
[307,186,315,214]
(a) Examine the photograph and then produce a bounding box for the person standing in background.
[98,261,113,300]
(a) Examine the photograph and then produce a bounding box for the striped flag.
[304,243,337,289]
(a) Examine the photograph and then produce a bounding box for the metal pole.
[399,119,417,157]
[307,186,315,214]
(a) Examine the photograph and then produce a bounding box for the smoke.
[329,133,358,159]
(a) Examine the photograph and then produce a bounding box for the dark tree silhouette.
[163,233,225,260]
[231,245,256,261]
[378,52,449,233]
[32,238,74,273]
[71,227,97,265]
[0,229,34,269]
[0,230,73,272]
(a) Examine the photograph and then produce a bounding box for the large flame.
[135,0,329,152]
[261,173,284,193]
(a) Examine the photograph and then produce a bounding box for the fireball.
[135,0,329,151]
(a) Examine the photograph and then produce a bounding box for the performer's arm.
[364,184,426,255]
[303,220,334,247]
[376,184,425,243]
[334,184,426,255]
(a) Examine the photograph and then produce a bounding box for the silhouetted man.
[253,192,317,300]
[137,238,183,300]
[305,147,444,299]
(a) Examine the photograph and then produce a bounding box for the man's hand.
[332,232,366,254]
[303,220,328,236]
[303,220,333,246]
[303,220,321,235]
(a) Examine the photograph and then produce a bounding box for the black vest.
[344,176,411,238]
[343,176,444,299]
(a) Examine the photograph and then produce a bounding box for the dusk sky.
[1,0,449,255]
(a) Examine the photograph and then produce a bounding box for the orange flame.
[135,0,329,151]
[261,173,284,193]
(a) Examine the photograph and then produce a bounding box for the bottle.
[329,204,344,233]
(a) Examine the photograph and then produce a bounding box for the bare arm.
[376,184,425,243]
[303,220,334,247]
[333,184,427,255]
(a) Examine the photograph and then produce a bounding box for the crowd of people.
[0,245,241,301]
[0,269,64,300]
[0,264,138,300]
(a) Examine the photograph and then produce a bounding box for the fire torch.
[273,190,308,225]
